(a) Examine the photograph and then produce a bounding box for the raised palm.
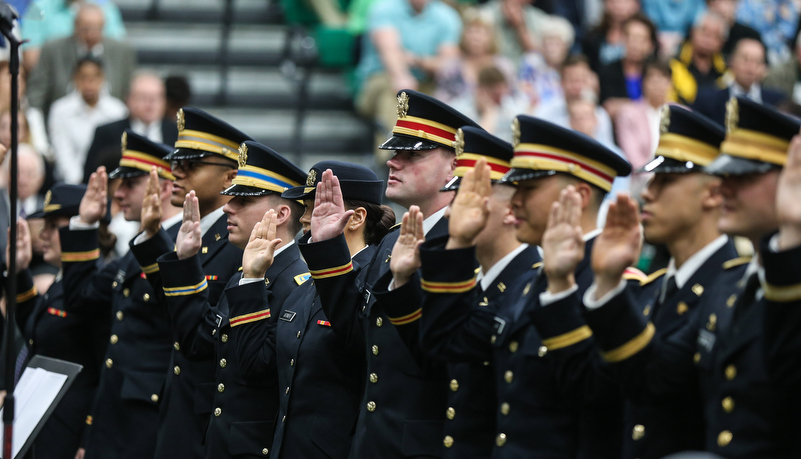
[541,186,585,282]
[446,157,492,249]
[242,209,282,279]
[390,206,424,287]
[141,168,162,237]
[176,191,202,260]
[592,193,642,280]
[79,167,108,224]
[311,169,354,241]
[777,131,801,249]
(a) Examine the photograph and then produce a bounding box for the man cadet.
[131,107,248,459]
[579,96,801,458]
[380,126,541,458]
[301,90,480,458]
[154,141,307,458]
[415,114,640,458]
[60,131,181,459]
[617,104,740,459]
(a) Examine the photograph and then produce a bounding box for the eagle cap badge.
[511,118,521,148]
[237,144,248,168]
[397,92,409,119]
[177,108,185,132]
[306,169,317,187]
[453,128,465,156]
[121,131,127,154]
[659,104,671,134]
[725,97,739,134]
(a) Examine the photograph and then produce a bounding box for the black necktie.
[733,272,760,321]
[656,276,678,310]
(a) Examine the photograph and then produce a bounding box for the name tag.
[280,311,297,322]
[698,329,716,353]
[115,270,126,284]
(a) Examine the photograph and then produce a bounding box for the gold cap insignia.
[121,131,127,154]
[177,108,185,132]
[397,92,409,119]
[453,128,465,156]
[44,190,52,207]
[306,169,317,187]
[725,97,739,134]
[511,118,521,147]
[659,104,671,134]
[237,144,248,168]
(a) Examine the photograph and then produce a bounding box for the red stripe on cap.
[395,120,456,141]
[455,158,511,174]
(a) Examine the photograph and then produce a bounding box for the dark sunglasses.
[171,159,237,173]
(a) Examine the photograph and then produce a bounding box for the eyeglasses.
[171,159,236,173]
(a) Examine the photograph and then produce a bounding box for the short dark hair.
[560,54,590,77]
[344,200,396,246]
[643,58,672,79]
[623,13,660,56]
[165,75,192,106]
[477,66,507,88]
[74,55,104,75]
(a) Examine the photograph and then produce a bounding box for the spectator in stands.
[735,0,798,64]
[434,8,516,104]
[534,54,615,144]
[693,38,784,125]
[553,0,604,47]
[164,75,192,123]
[479,0,550,63]
[82,71,178,182]
[450,66,527,142]
[354,0,461,163]
[641,0,705,56]
[580,0,640,71]
[21,0,127,72]
[27,2,136,120]
[764,33,801,103]
[598,13,658,119]
[670,11,728,104]
[517,14,575,110]
[47,57,127,184]
[615,59,672,195]
[707,0,763,59]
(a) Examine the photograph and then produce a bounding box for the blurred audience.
[434,8,516,104]
[735,0,798,65]
[764,34,801,104]
[451,66,527,142]
[83,71,178,182]
[164,75,192,123]
[598,13,658,118]
[669,11,728,104]
[517,14,575,110]
[354,0,461,163]
[694,38,784,125]
[580,0,640,71]
[641,0,704,56]
[26,2,136,120]
[534,54,615,145]
[21,0,127,72]
[47,56,127,184]
[615,59,673,195]
[706,0,763,59]
[479,0,549,63]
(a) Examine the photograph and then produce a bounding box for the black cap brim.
[638,156,706,174]
[108,166,149,180]
[498,168,557,185]
[280,185,313,201]
[221,184,274,197]
[705,154,780,176]
[166,148,216,162]
[281,181,384,205]
[28,206,80,220]
[378,134,442,151]
[440,176,462,192]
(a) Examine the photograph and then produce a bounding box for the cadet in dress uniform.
[416,115,641,458]
[155,141,307,459]
[228,161,394,459]
[378,126,541,458]
[612,105,741,459]
[581,96,801,458]
[130,107,248,459]
[13,183,109,459]
[59,131,182,459]
[299,90,480,459]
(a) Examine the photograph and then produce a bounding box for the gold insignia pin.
[727,294,737,307]
[397,92,409,118]
[511,118,521,147]
[237,144,248,168]
[659,104,671,134]
[643,305,651,316]
[479,297,489,307]
[214,233,221,241]
[692,284,704,297]
[202,247,208,254]
[177,108,185,131]
[522,283,531,296]
[453,128,465,156]
[121,131,128,154]
[306,169,317,187]
[44,190,52,207]
[725,97,739,134]
[677,302,688,315]
[497,282,506,292]
[707,313,717,331]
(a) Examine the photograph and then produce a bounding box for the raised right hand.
[541,186,584,293]
[176,191,201,260]
[242,209,282,279]
[6,218,32,273]
[79,166,107,225]
[446,157,492,249]
[141,167,162,238]
[310,169,354,241]
[591,193,642,298]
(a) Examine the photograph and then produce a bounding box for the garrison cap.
[707,96,801,176]
[282,161,384,205]
[221,141,306,197]
[378,90,481,151]
[29,183,87,219]
[170,107,253,163]
[500,115,631,192]
[442,126,513,191]
[641,104,725,174]
[108,130,175,180]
